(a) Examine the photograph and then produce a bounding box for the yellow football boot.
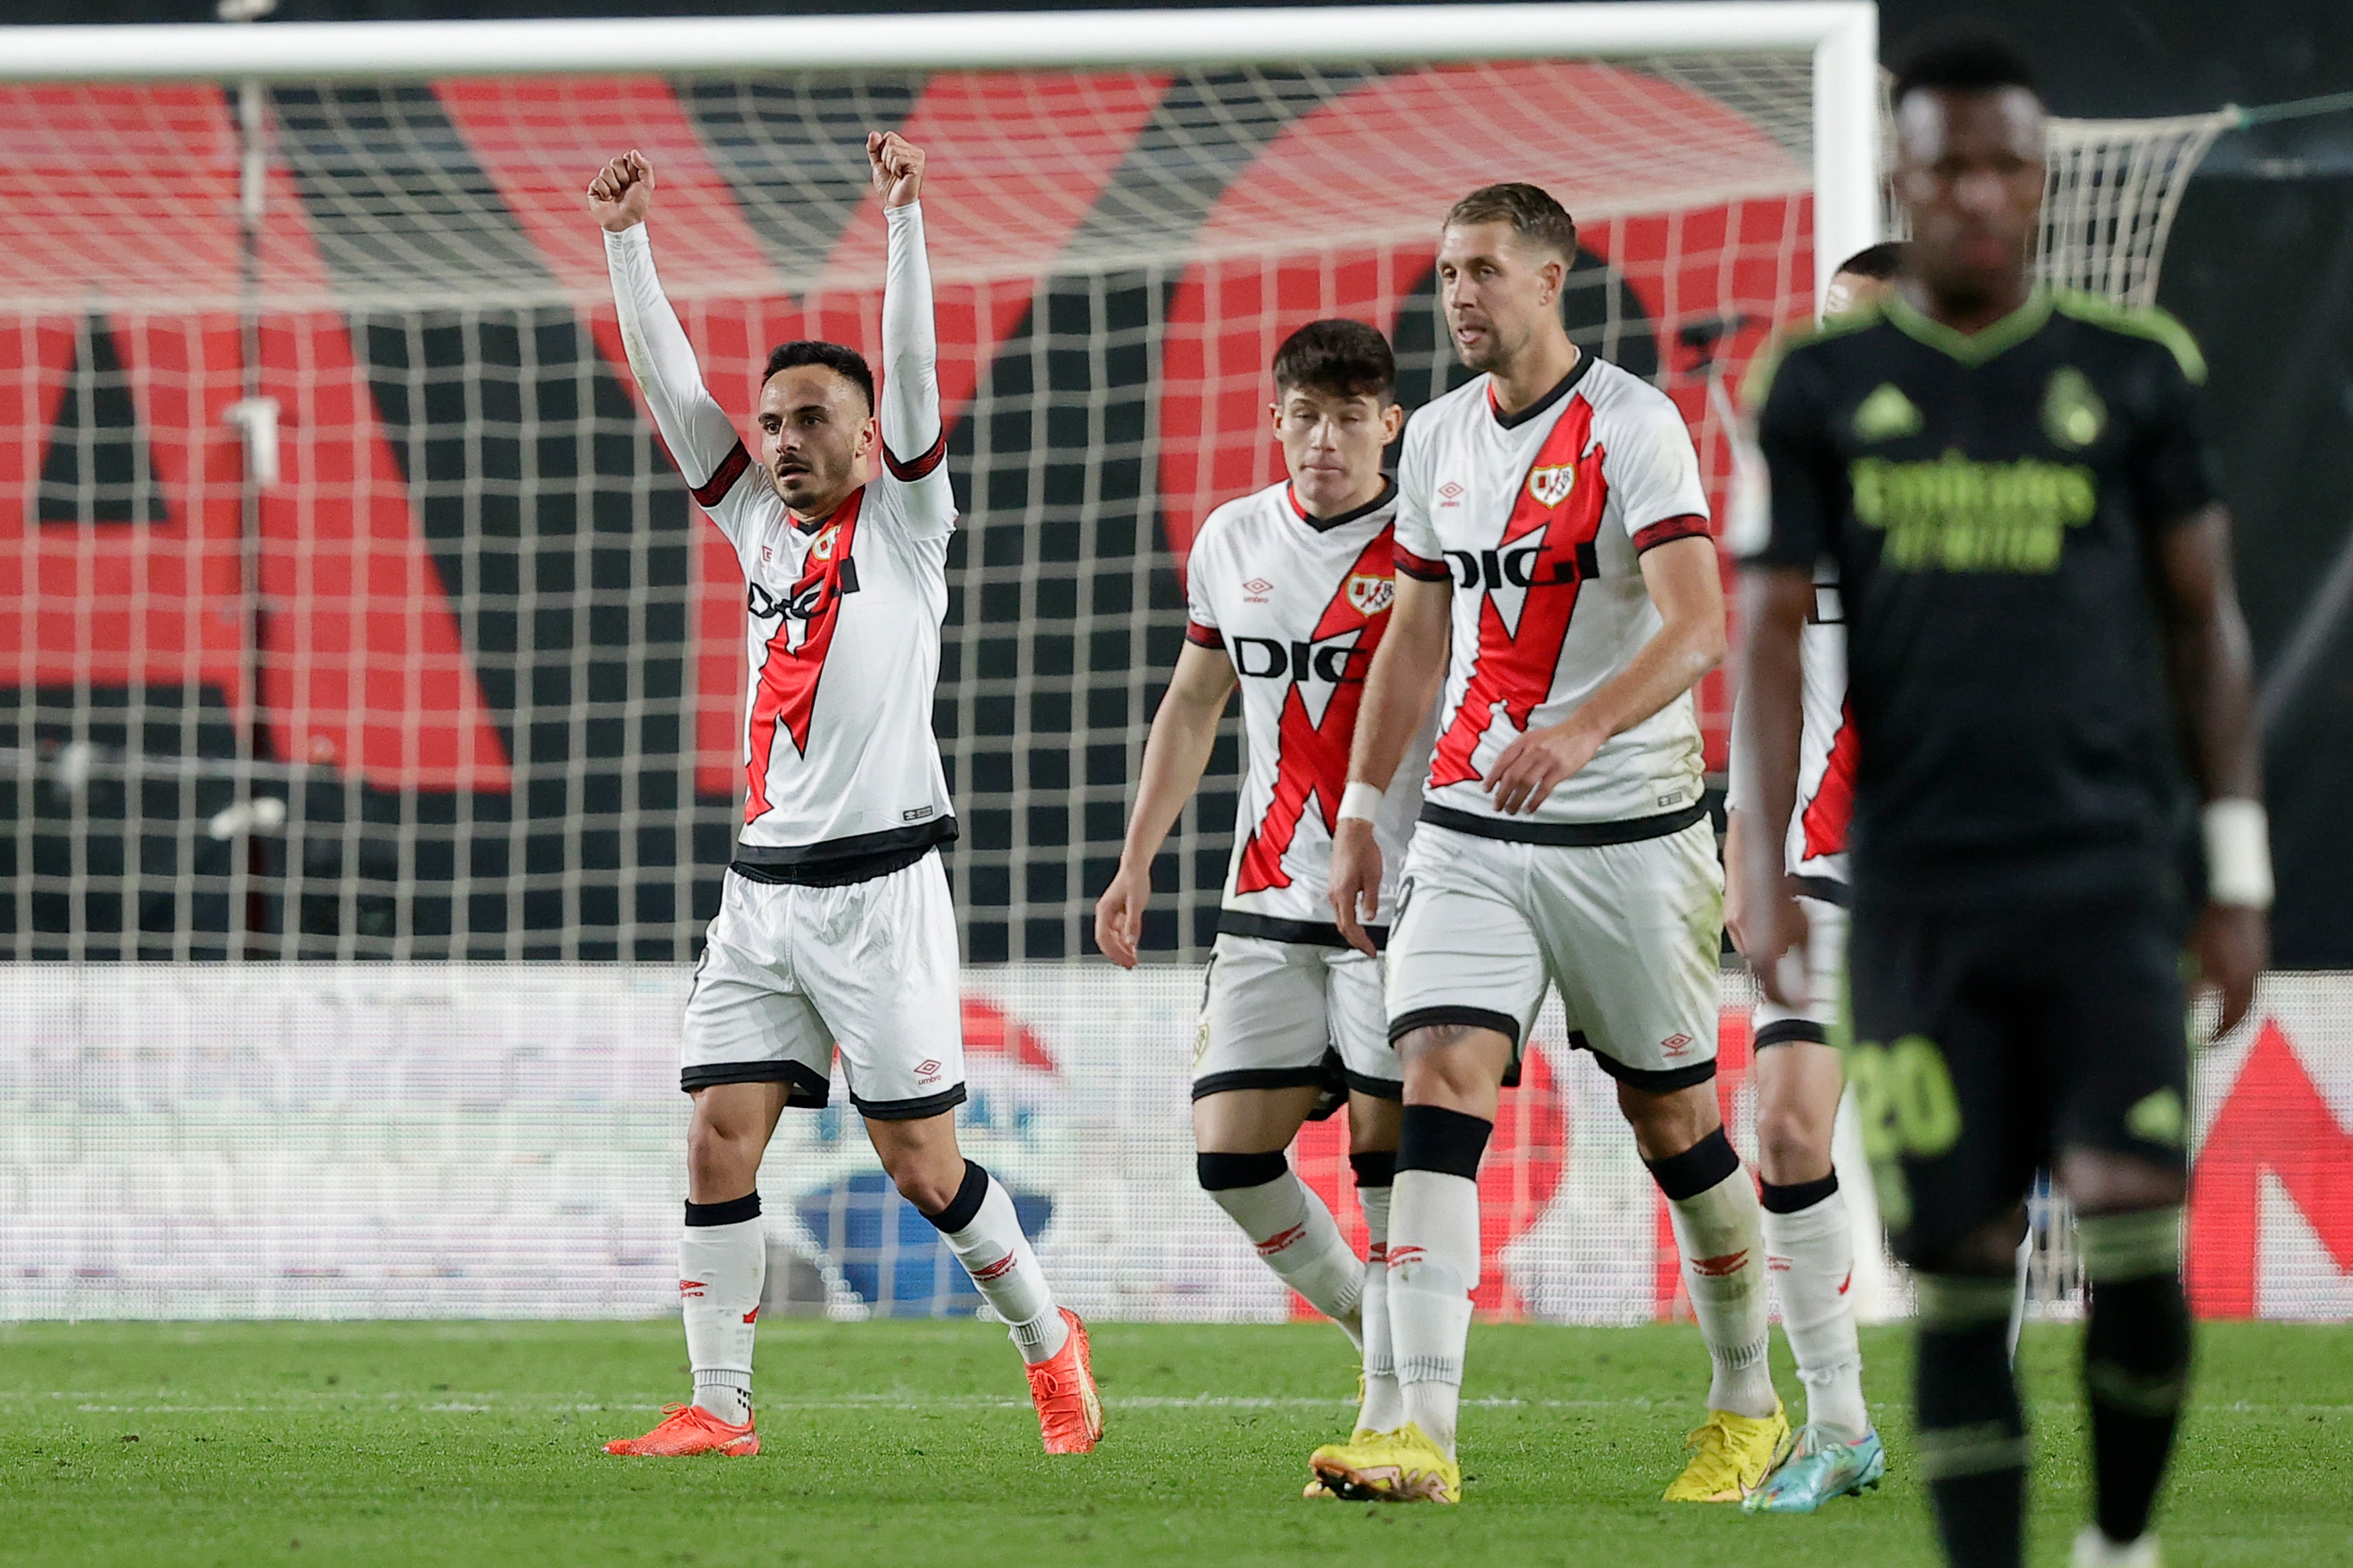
[1662,1400,1794,1503]
[1308,1423,1461,1504]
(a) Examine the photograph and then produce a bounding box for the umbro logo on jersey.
[1438,481,1464,507]
[1242,576,1272,602]
[1345,573,1394,616]
[1526,463,1575,508]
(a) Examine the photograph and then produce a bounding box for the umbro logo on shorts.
[914,1058,941,1078]
[1660,1032,1695,1056]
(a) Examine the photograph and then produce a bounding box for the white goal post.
[5,3,1886,314]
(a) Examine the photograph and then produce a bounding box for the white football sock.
[940,1172,1068,1365]
[1388,1169,1479,1457]
[1670,1166,1778,1420]
[1208,1167,1364,1348]
[1763,1184,1869,1441]
[1356,1181,1403,1432]
[680,1205,764,1425]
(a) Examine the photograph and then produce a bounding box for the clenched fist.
[587,149,654,233]
[867,131,925,209]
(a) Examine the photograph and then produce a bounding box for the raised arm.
[589,152,755,516]
[1094,641,1240,968]
[868,132,953,531]
[1328,571,1451,954]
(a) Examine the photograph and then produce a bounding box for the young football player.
[590,133,1101,1461]
[1097,320,1424,1487]
[1740,35,2263,1568]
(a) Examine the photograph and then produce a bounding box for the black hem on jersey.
[679,1059,832,1106]
[1630,513,1712,554]
[1342,1067,1405,1102]
[1795,874,1851,908]
[853,1082,970,1122]
[1286,475,1398,533]
[731,816,957,887]
[1753,1017,1830,1050]
[1190,1066,1331,1100]
[1581,1047,1717,1094]
[1487,352,1596,431]
[1184,619,1224,647]
[1394,546,1451,581]
[1418,800,1706,847]
[1217,909,1389,950]
[691,441,753,509]
[882,426,949,482]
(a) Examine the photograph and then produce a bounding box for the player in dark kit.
[1736,34,2267,1568]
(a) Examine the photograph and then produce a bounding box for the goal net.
[2,21,1855,968]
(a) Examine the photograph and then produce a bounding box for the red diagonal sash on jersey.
[1234,529,1399,894]
[743,491,863,824]
[1800,698,1857,860]
[1428,397,1610,788]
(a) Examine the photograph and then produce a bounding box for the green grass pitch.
[2,1319,2346,1566]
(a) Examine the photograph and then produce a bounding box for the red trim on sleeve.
[1394,544,1451,581]
[1630,514,1713,554]
[882,427,949,482]
[691,441,753,510]
[1184,619,1224,648]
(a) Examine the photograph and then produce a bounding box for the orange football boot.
[603,1402,759,1456]
[1024,1308,1103,1454]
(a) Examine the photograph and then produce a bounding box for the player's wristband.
[2202,798,2273,910]
[1336,781,1385,825]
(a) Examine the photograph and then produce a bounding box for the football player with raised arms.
[1317,182,1788,1504]
[1722,241,1906,1516]
[1096,320,1428,1490]
[588,135,1101,1460]
[1740,35,2263,1568]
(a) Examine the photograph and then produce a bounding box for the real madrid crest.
[1346,573,1394,616]
[1527,463,1575,508]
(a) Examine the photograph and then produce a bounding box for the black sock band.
[1348,1150,1397,1188]
[1760,1172,1840,1214]
[2085,1271,2193,1544]
[684,1193,761,1227]
[1915,1280,2028,1568]
[924,1159,992,1233]
[1197,1149,1290,1192]
[1645,1126,1741,1202]
[1395,1105,1492,1180]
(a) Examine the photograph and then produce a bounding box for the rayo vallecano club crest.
[810,524,841,561]
[1527,463,1575,508]
[1346,573,1394,616]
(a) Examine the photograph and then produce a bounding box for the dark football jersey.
[1745,288,2218,909]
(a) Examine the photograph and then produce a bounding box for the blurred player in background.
[1096,319,1427,1493]
[1739,35,2265,1568]
[589,134,1101,1460]
[1722,241,1905,1515]
[1317,182,1785,1505]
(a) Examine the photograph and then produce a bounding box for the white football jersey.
[1392,354,1712,830]
[1186,480,1429,933]
[1786,579,1854,884]
[608,204,957,876]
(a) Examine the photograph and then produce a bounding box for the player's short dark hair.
[763,340,875,412]
[1890,30,2041,110]
[1271,319,1396,403]
[1834,241,1908,281]
[1444,182,1579,263]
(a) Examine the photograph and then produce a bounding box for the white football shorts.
[1192,932,1401,1102]
[1385,816,1724,1091]
[1752,891,1850,1047]
[679,852,965,1120]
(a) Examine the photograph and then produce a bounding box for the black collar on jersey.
[1883,286,2054,365]
[790,487,859,536]
[1284,474,1397,533]
[1486,349,1595,431]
